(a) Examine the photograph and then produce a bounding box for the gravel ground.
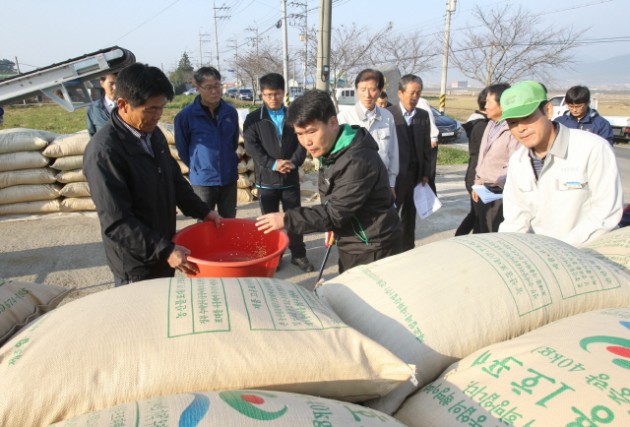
[0,164,470,303]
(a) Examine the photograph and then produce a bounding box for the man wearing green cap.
[498,80,622,246]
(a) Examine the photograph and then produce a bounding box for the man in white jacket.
[498,80,622,246]
[338,69,399,197]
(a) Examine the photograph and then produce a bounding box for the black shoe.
[291,257,314,272]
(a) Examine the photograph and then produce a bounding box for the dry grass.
[423,90,630,122]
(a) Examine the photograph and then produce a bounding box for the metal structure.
[0,46,135,112]
[439,0,456,113]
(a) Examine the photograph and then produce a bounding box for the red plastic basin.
[172,218,289,278]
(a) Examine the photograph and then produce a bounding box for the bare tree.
[373,31,439,76]
[304,22,437,105]
[450,4,584,86]
[230,36,283,96]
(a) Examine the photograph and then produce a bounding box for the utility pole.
[198,31,212,67]
[289,1,308,89]
[316,0,331,92]
[227,37,239,86]
[246,26,260,95]
[439,0,456,113]
[281,0,290,105]
[212,1,230,73]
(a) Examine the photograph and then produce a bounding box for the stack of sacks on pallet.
[0,128,61,215]
[0,276,416,426]
[394,308,630,427]
[157,122,190,175]
[42,130,95,212]
[0,277,72,347]
[51,390,407,427]
[316,232,630,415]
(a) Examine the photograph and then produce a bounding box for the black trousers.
[396,162,420,252]
[455,197,478,236]
[258,186,306,259]
[337,228,402,273]
[473,198,504,233]
[193,182,237,218]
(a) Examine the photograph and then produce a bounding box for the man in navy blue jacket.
[175,67,240,217]
[554,85,614,146]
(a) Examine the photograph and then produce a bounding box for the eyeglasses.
[199,83,223,92]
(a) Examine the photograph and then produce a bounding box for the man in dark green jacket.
[256,89,401,273]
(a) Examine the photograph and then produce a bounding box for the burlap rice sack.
[55,168,86,184]
[0,277,414,426]
[317,232,630,414]
[0,151,49,172]
[58,181,90,198]
[0,167,56,188]
[158,121,175,144]
[42,131,90,158]
[51,389,406,427]
[0,278,71,346]
[582,226,630,269]
[50,155,83,171]
[0,128,55,154]
[0,199,61,215]
[60,197,96,212]
[394,308,630,427]
[0,183,61,205]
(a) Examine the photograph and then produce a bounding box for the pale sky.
[2,0,627,82]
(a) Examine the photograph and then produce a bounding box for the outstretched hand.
[255,212,286,234]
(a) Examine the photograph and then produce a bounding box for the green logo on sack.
[219,391,288,420]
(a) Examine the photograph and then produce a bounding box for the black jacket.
[284,125,401,254]
[242,106,306,188]
[462,116,489,193]
[387,104,432,187]
[84,113,211,280]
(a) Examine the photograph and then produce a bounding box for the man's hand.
[471,190,479,203]
[167,245,199,275]
[203,210,222,227]
[255,212,285,233]
[275,159,295,174]
[431,139,438,149]
[421,176,430,185]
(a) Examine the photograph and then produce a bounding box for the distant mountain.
[556,54,630,90]
[424,54,630,91]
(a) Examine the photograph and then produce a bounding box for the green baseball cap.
[500,80,547,121]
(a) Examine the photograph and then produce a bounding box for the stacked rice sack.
[316,232,630,416]
[394,308,630,426]
[0,276,415,426]
[0,128,61,215]
[42,130,95,212]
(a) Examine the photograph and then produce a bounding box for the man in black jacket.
[243,73,313,272]
[255,90,401,273]
[84,63,221,286]
[388,74,432,252]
